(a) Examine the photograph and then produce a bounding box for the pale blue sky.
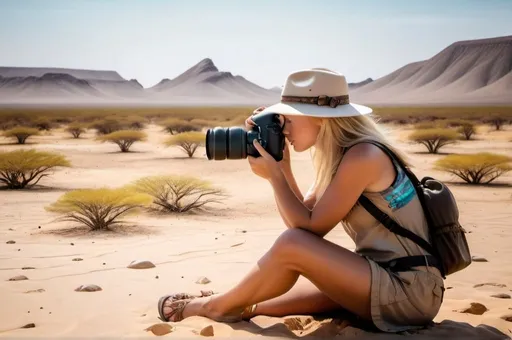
[0,0,511,89]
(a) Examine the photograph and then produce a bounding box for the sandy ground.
[1,122,511,339]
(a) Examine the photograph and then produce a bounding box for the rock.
[8,228,14,231]
[22,267,35,270]
[75,284,102,292]
[72,258,83,261]
[40,307,43,310]
[284,316,315,331]
[471,256,488,262]
[103,262,106,265]
[127,260,155,269]
[6,240,15,244]
[446,286,453,290]
[456,302,488,315]
[491,293,511,299]
[196,276,211,284]
[155,275,159,279]
[231,242,245,247]
[70,243,74,246]
[38,226,41,229]
[144,323,175,336]
[8,275,28,281]
[501,314,512,322]
[24,288,45,293]
[21,323,35,329]
[199,325,214,336]
[473,282,507,288]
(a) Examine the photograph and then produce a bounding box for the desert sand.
[1,122,511,339]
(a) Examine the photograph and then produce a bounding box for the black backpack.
[354,140,472,279]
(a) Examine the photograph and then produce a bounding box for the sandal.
[158,298,193,322]
[158,290,215,322]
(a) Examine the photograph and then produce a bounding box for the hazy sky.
[1,0,511,89]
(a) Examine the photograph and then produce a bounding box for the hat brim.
[260,102,372,118]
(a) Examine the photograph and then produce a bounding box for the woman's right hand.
[244,106,265,131]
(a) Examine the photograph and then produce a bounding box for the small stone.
[8,275,28,281]
[38,226,41,229]
[49,312,51,314]
[27,311,30,313]
[501,314,512,322]
[472,256,488,262]
[6,240,15,244]
[129,294,131,296]
[40,307,43,310]
[127,260,155,269]
[70,243,74,246]
[474,282,507,288]
[21,323,35,328]
[18,249,20,251]
[196,276,211,284]
[8,228,14,231]
[144,323,175,336]
[446,286,453,290]
[456,302,488,315]
[155,275,159,279]
[141,313,146,317]
[215,237,218,240]
[22,267,35,270]
[491,293,511,299]
[103,262,106,265]
[200,325,214,337]
[72,258,83,261]
[75,284,102,292]
[92,241,95,243]
[181,276,184,279]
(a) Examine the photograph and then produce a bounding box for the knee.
[270,228,315,258]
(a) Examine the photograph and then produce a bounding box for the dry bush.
[189,118,217,128]
[65,123,87,138]
[89,118,124,135]
[2,127,40,144]
[45,188,152,230]
[456,122,476,140]
[96,130,147,152]
[124,115,146,130]
[408,128,459,154]
[414,121,440,129]
[0,149,71,189]
[435,153,512,184]
[130,175,227,213]
[223,115,248,127]
[165,131,205,157]
[482,116,508,131]
[32,117,54,131]
[160,118,202,135]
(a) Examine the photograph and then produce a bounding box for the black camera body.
[206,111,285,161]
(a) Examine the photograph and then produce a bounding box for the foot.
[160,295,256,323]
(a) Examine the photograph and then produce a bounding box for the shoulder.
[342,142,390,166]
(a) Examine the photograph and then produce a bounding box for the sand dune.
[1,122,511,339]
[352,35,512,105]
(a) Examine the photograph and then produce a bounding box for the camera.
[205,111,285,161]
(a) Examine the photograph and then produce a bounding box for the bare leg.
[162,228,371,322]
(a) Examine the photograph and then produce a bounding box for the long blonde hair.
[310,114,410,200]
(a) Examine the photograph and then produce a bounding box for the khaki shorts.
[366,257,445,333]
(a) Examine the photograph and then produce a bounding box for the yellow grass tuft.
[408,128,459,153]
[0,149,71,189]
[2,127,40,144]
[165,131,205,157]
[65,122,87,138]
[96,130,147,152]
[435,153,512,185]
[129,175,227,213]
[45,188,152,230]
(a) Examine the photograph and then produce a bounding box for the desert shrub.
[440,119,472,128]
[32,117,53,131]
[124,115,146,130]
[2,127,40,144]
[483,116,508,131]
[96,130,147,152]
[160,118,201,135]
[165,131,205,157]
[408,128,459,154]
[223,115,248,127]
[130,175,227,213]
[89,118,123,135]
[189,118,217,128]
[65,123,87,138]
[456,122,476,140]
[45,188,152,230]
[0,149,71,189]
[414,121,440,130]
[435,153,512,184]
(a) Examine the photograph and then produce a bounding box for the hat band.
[281,94,349,108]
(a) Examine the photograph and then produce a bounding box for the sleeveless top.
[342,156,438,273]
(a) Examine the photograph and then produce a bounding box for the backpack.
[354,140,472,279]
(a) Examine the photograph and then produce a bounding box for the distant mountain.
[348,78,373,89]
[351,35,512,105]
[147,58,279,104]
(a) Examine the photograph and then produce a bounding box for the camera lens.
[206,126,247,160]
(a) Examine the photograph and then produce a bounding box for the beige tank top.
[342,157,433,265]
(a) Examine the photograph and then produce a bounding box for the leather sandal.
[158,290,215,322]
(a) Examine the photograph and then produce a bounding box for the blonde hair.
[310,114,410,200]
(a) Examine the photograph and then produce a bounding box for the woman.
[157,68,445,333]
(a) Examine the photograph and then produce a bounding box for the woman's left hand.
[248,139,282,181]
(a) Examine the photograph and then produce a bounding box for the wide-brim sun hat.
[261,68,372,118]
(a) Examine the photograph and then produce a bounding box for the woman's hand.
[248,139,283,181]
[245,106,265,131]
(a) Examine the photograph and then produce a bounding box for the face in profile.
[279,114,322,152]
